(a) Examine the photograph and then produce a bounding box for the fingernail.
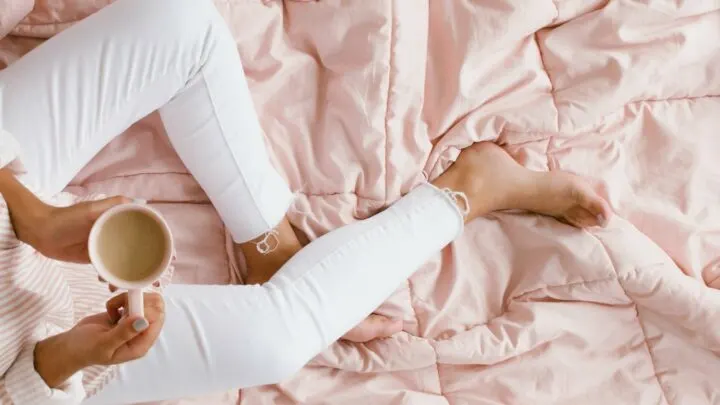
[133,318,149,332]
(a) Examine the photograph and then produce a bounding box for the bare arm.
[33,334,85,388]
[0,169,159,390]
[0,168,53,248]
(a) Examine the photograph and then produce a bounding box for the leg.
[84,142,612,404]
[0,0,374,349]
[0,0,291,243]
[434,143,613,228]
[241,141,615,340]
[83,183,464,405]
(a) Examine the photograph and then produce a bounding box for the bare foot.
[433,142,612,227]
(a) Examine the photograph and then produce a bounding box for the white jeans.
[0,0,464,403]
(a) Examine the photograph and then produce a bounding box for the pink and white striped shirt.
[0,128,169,404]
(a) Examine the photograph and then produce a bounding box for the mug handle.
[128,288,144,318]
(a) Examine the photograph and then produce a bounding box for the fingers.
[96,275,119,293]
[106,291,164,322]
[111,293,165,363]
[102,292,165,363]
[70,245,92,265]
[106,292,127,323]
[103,314,148,352]
[86,196,132,220]
[341,314,403,343]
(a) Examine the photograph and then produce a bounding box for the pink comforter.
[2,1,720,404]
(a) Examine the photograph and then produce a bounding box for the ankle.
[237,217,302,284]
[441,188,470,217]
[431,167,484,222]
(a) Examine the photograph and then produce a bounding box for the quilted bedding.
[2,1,720,404]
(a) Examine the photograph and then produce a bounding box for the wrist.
[34,332,86,388]
[0,168,52,246]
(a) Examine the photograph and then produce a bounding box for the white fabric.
[0,0,465,403]
[0,130,19,167]
[87,184,462,404]
[0,0,293,243]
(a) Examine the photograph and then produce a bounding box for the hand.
[341,314,403,343]
[73,292,165,366]
[0,169,130,262]
[34,292,165,388]
[16,196,131,263]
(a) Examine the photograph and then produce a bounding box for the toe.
[573,184,612,227]
[563,207,596,228]
[565,208,600,228]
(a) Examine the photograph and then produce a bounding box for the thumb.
[104,316,149,351]
[86,196,131,221]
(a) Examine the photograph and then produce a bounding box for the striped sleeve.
[1,325,85,405]
[0,192,84,405]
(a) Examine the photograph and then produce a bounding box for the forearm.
[0,168,51,245]
[34,333,84,388]
[2,327,86,405]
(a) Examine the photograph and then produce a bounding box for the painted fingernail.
[133,318,149,332]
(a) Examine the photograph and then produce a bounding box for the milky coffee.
[95,210,168,282]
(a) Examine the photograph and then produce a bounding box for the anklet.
[442,188,470,218]
[255,229,280,254]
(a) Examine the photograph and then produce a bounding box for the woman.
[0,0,612,403]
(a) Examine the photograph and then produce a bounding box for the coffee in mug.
[96,210,168,282]
[89,202,174,318]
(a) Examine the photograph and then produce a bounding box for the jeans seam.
[197,69,273,233]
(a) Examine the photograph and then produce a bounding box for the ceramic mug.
[88,202,173,318]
